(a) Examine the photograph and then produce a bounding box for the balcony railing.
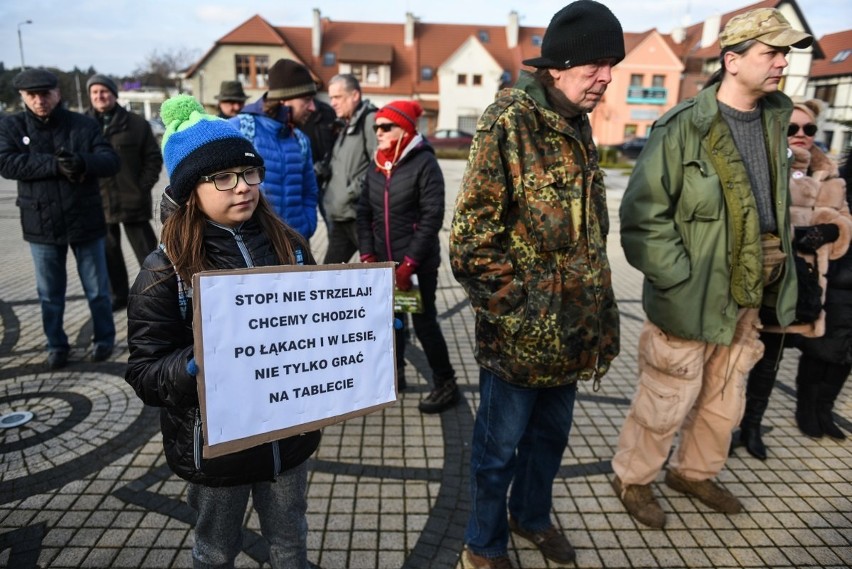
[627,86,668,105]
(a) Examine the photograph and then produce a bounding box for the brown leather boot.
[665,469,742,514]
[611,475,666,528]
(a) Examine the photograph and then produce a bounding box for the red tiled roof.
[187,14,551,95]
[186,14,289,77]
[187,2,828,92]
[810,30,852,78]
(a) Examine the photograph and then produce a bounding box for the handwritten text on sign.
[196,264,396,448]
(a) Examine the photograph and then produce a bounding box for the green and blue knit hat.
[160,94,263,205]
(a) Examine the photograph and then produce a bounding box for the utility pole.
[17,20,33,69]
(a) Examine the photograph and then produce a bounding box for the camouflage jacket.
[450,72,620,387]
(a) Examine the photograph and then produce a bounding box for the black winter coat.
[357,140,444,274]
[125,217,321,486]
[0,104,120,244]
[86,105,162,224]
[799,181,852,364]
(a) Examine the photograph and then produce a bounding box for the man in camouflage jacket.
[449,2,622,567]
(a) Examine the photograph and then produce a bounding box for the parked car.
[617,137,648,160]
[148,117,165,141]
[427,129,474,150]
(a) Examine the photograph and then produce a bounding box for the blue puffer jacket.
[230,99,318,239]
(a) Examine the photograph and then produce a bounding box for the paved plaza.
[0,159,850,569]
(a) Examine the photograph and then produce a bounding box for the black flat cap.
[13,68,58,91]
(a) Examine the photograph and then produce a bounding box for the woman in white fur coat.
[738,100,852,459]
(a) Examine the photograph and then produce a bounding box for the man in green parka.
[611,8,812,529]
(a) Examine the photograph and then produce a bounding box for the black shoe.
[508,517,575,565]
[397,367,407,392]
[741,425,767,460]
[418,381,460,414]
[818,411,847,440]
[111,298,128,312]
[796,408,823,438]
[91,344,114,362]
[47,351,69,370]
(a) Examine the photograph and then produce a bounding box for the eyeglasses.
[373,123,398,133]
[200,167,265,191]
[788,123,818,137]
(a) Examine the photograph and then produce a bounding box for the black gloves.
[55,148,85,182]
[794,224,840,254]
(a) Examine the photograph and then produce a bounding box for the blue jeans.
[29,238,115,353]
[465,368,577,557]
[187,462,310,569]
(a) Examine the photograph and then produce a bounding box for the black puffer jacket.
[86,105,162,224]
[0,104,120,244]
[125,217,321,486]
[357,140,444,273]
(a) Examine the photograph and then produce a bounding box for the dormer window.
[478,30,490,43]
[323,52,336,66]
[531,35,542,47]
[832,49,851,63]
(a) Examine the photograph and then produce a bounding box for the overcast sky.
[2,1,849,77]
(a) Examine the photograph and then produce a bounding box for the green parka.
[450,72,620,387]
[620,84,797,345]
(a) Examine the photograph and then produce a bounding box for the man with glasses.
[230,59,318,239]
[0,68,120,369]
[450,2,623,566]
[612,8,812,528]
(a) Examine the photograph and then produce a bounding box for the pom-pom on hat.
[522,0,625,69]
[375,100,423,137]
[86,74,118,97]
[160,94,263,205]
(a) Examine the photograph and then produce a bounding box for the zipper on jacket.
[193,408,203,471]
[209,220,285,476]
[272,441,281,477]
[233,232,253,267]
[383,176,394,261]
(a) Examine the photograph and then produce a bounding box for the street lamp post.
[18,20,33,70]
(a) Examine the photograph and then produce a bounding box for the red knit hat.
[375,100,422,137]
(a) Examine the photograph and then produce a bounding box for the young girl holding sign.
[125,95,321,569]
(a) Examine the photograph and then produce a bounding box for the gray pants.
[187,462,309,569]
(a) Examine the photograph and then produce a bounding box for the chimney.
[405,12,416,47]
[671,26,686,44]
[312,8,322,58]
[700,13,721,48]
[507,11,519,49]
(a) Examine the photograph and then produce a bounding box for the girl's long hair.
[159,191,308,284]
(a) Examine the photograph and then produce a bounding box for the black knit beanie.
[523,0,625,69]
[267,59,317,101]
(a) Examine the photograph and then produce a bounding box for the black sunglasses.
[788,123,818,137]
[372,123,398,133]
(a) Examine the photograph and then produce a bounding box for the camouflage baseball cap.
[719,8,812,49]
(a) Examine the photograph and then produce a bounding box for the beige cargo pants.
[611,308,765,485]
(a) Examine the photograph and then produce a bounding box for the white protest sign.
[193,262,397,458]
